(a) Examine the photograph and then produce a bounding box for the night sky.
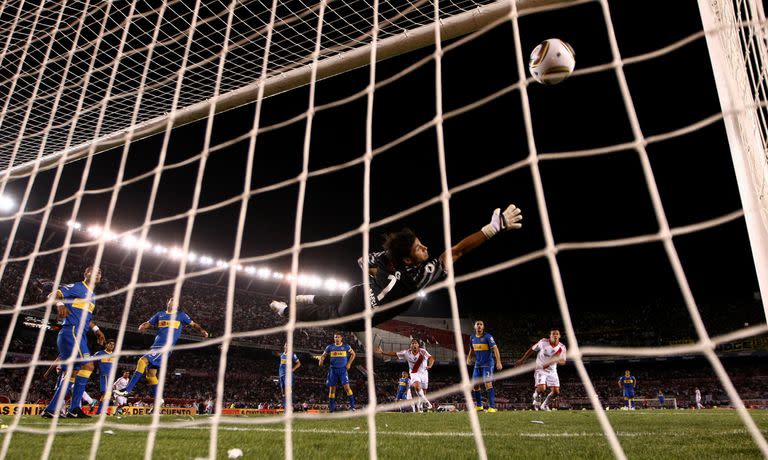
[1,0,764,342]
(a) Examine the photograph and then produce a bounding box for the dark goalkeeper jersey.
[359,251,447,306]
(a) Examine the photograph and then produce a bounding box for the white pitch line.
[6,424,766,439]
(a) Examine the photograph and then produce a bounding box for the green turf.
[2,410,767,459]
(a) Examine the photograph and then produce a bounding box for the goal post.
[632,398,679,410]
[697,0,768,322]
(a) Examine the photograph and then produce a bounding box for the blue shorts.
[624,391,635,398]
[279,375,295,391]
[145,350,170,369]
[327,367,349,387]
[473,367,494,384]
[396,387,408,400]
[57,326,90,370]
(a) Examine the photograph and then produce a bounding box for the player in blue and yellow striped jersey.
[279,343,301,409]
[466,320,502,412]
[395,371,412,412]
[91,339,116,414]
[318,332,356,412]
[42,267,106,419]
[618,370,637,410]
[114,296,207,399]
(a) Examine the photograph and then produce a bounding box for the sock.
[488,388,496,409]
[97,399,106,414]
[296,295,315,305]
[69,370,92,412]
[146,375,159,398]
[542,391,553,408]
[281,397,286,408]
[533,390,540,403]
[45,375,69,414]
[125,371,144,393]
[625,399,630,408]
[417,389,431,408]
[329,398,336,413]
[82,391,94,405]
[473,390,483,407]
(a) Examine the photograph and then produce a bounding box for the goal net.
[0,0,767,459]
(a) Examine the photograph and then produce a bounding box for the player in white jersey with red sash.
[517,329,567,411]
[377,339,435,412]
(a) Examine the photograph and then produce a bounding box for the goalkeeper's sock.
[295,295,315,305]
[488,388,496,409]
[473,390,483,408]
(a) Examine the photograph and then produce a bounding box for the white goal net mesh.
[0,0,767,459]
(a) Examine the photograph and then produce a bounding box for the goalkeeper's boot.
[269,301,287,317]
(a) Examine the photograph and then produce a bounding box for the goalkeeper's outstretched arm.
[441,204,523,266]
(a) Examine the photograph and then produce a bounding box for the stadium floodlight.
[169,247,182,260]
[200,256,214,266]
[417,291,427,298]
[257,268,271,279]
[216,260,229,268]
[273,272,285,280]
[337,281,351,292]
[66,220,82,230]
[121,235,138,249]
[86,226,102,237]
[244,266,256,275]
[324,278,338,291]
[153,245,167,255]
[187,252,198,262]
[0,195,15,213]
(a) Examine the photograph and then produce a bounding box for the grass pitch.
[2,410,767,459]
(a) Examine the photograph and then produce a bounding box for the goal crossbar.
[0,0,579,181]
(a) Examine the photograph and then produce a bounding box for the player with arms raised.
[467,320,502,412]
[270,205,523,330]
[42,267,105,419]
[279,343,301,409]
[114,296,208,399]
[318,333,356,412]
[516,328,566,411]
[618,370,637,410]
[376,339,434,412]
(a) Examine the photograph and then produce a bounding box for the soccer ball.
[528,38,576,85]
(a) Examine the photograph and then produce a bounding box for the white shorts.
[115,395,127,406]
[534,369,560,388]
[410,371,429,390]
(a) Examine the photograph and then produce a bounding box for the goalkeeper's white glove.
[481,204,523,239]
